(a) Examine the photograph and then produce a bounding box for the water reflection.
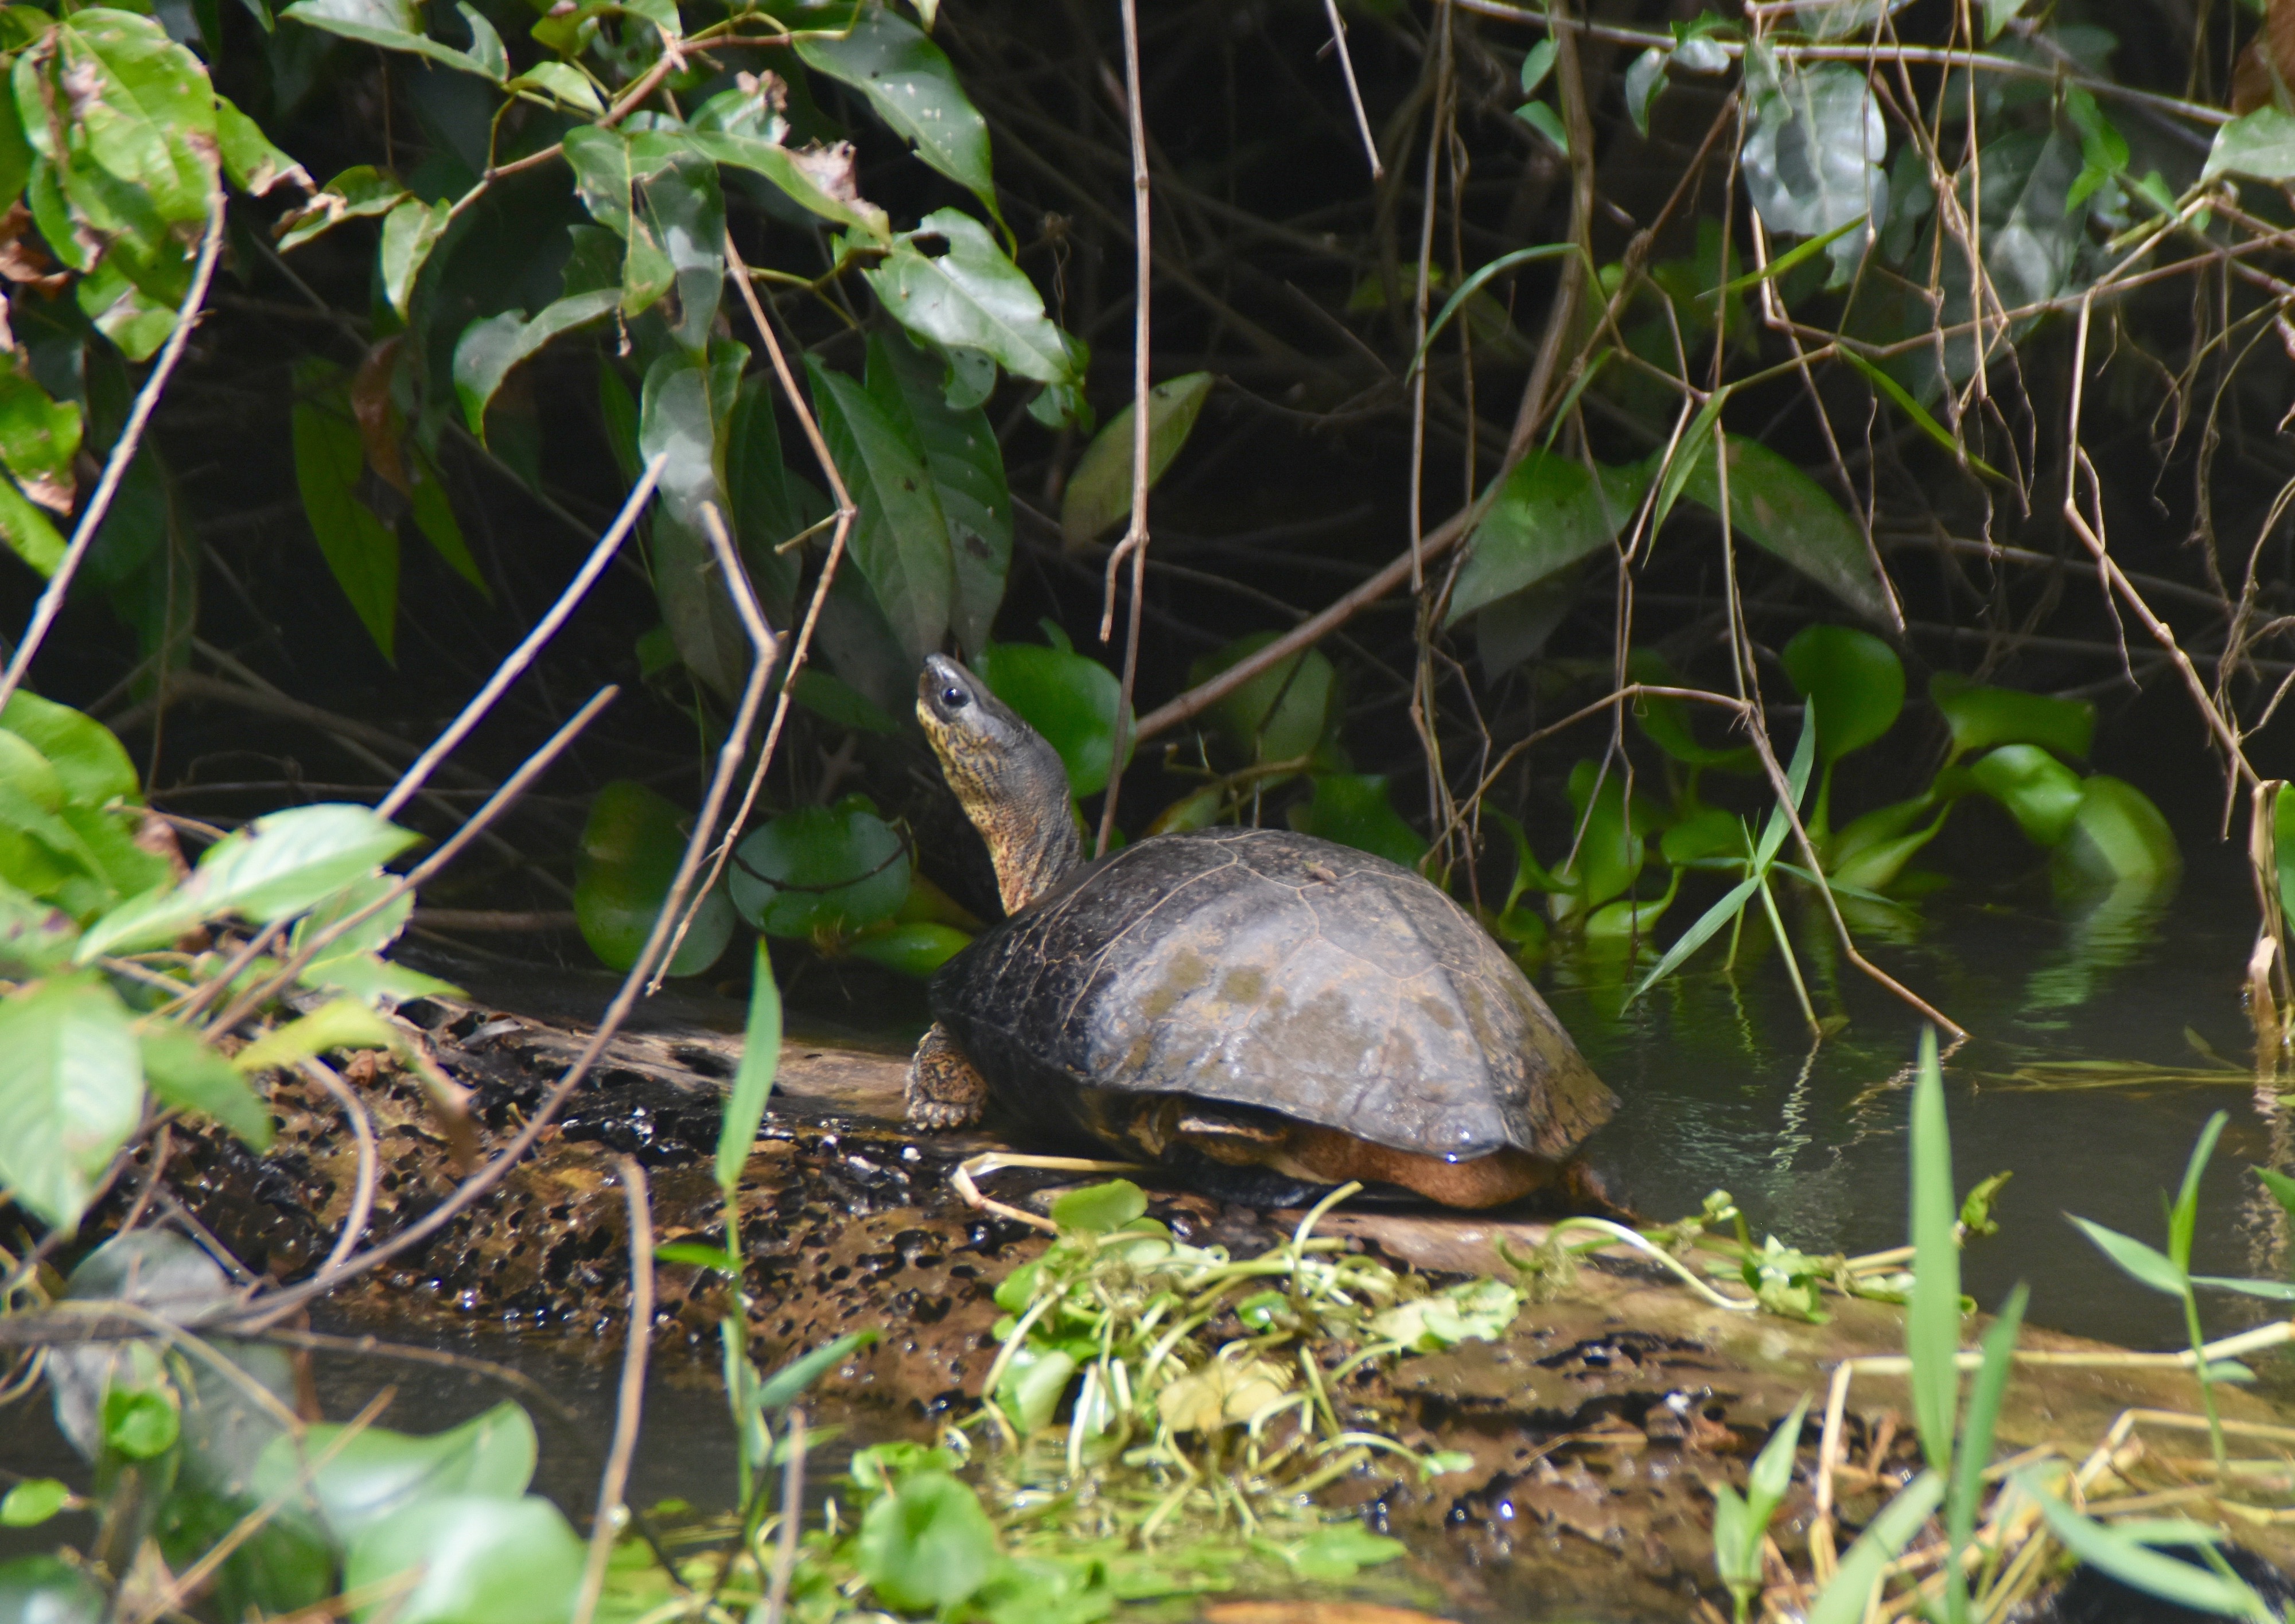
[1532,860,2292,1351]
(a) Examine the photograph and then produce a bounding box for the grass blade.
[1837,348,2004,481]
[1908,1027,1960,1476]
[1623,871,1760,1007]
[2169,1110,2229,1271]
[2026,1481,2274,1622]
[1710,213,1867,298]
[1411,243,1582,377]
[1946,1282,2026,1624]
[716,940,783,1195]
[1806,1470,1945,1624]
[2068,1214,2187,1298]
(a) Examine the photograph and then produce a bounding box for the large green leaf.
[0,973,142,1230]
[1290,774,1425,870]
[973,641,1130,797]
[255,1401,537,1547]
[681,101,890,241]
[1059,372,1215,549]
[378,196,448,319]
[2052,776,2179,891]
[636,152,723,352]
[2204,106,2295,182]
[639,349,747,699]
[1189,631,1335,766]
[571,781,735,976]
[853,1471,999,1615]
[807,358,952,662]
[1679,436,1892,622]
[1930,672,2094,762]
[865,211,1080,387]
[796,3,997,219]
[1448,450,1646,625]
[727,796,910,939]
[1781,623,1903,764]
[343,1494,581,1624]
[291,360,398,660]
[869,331,1010,655]
[280,0,494,78]
[1970,744,2084,848]
[77,803,420,960]
[21,11,217,227]
[0,473,64,576]
[138,1023,271,1150]
[562,126,686,320]
[1740,57,1882,284]
[1,691,140,808]
[0,353,81,515]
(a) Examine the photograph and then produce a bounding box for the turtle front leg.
[906,1022,987,1130]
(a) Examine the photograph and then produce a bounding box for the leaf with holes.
[866,211,1080,387]
[807,357,952,663]
[797,4,997,220]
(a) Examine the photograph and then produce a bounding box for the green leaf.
[808,359,952,663]
[0,354,81,515]
[2068,1214,2187,1298]
[1519,38,1556,94]
[571,781,736,976]
[636,153,723,352]
[1627,652,1757,771]
[865,211,1080,387]
[1679,436,1893,624]
[1781,624,1904,764]
[0,474,65,576]
[139,1023,271,1149]
[1555,758,1648,910]
[756,1329,877,1411]
[790,668,900,735]
[104,1385,180,1458]
[2169,1111,2228,1272]
[1290,774,1426,870]
[231,997,397,1074]
[716,941,780,1193]
[854,1471,999,1615]
[1623,47,1666,137]
[255,1400,536,1547]
[1367,1278,1523,1350]
[280,0,491,77]
[213,96,309,194]
[639,348,746,700]
[1050,1178,1147,1234]
[1624,872,1757,1006]
[1970,744,2086,847]
[2191,1274,2295,1301]
[378,196,448,319]
[0,1479,68,1527]
[2204,105,2295,182]
[654,1242,742,1272]
[0,973,142,1231]
[1746,1393,1812,1532]
[406,457,485,596]
[869,330,1012,654]
[343,1494,582,1624]
[0,74,31,209]
[1805,1470,1944,1624]
[506,61,602,113]
[727,796,911,940]
[1741,60,1884,283]
[995,1345,1075,1434]
[680,124,890,240]
[0,1559,104,1624]
[973,641,1130,798]
[0,879,80,975]
[78,803,419,960]
[1057,372,1215,548]
[291,361,398,660]
[1448,450,1647,625]
[1188,632,1335,765]
[2051,776,2179,891]
[1948,1282,2026,1566]
[275,165,405,252]
[1907,1026,1961,1475]
[1931,673,2095,762]
[797,5,998,219]
[29,11,217,226]
[845,920,971,977]
[1,691,139,808]
[2255,1163,2295,1222]
[2027,1483,2275,1622]
[1515,99,1569,155]
[1836,348,2002,480]
[451,291,621,437]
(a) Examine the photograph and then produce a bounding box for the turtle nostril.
[941,684,969,710]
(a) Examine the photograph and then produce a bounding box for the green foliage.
[716,940,779,1194]
[572,780,734,976]
[1709,1393,1809,1622]
[728,795,910,941]
[974,640,1130,798]
[1190,632,1337,766]
[1289,773,1425,870]
[1060,371,1215,548]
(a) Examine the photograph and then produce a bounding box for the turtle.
[905,653,1617,1209]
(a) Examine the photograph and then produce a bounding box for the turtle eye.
[940,684,970,711]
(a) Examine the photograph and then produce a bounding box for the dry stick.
[0,185,224,715]
[2063,295,2261,792]
[301,1059,379,1278]
[378,457,667,820]
[573,1158,656,1624]
[207,687,619,1037]
[650,233,857,984]
[1320,0,1383,180]
[225,524,787,1333]
[761,1408,808,1624]
[1094,0,1156,858]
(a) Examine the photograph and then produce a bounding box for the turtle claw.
[906,1022,987,1131]
[905,1097,979,1131]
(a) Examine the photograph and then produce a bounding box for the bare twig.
[1321,0,1384,181]
[761,1407,807,1624]
[0,184,225,714]
[573,1158,655,1624]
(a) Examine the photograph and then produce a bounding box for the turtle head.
[918,654,1082,916]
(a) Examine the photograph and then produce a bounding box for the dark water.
[1555,849,2291,1354]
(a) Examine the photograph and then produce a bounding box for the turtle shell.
[929,825,1615,1163]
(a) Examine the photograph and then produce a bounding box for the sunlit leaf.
[728,796,910,940]
[1781,624,1903,764]
[2068,1214,2186,1298]
[0,1479,68,1527]
[0,973,141,1231]
[280,0,490,77]
[572,781,736,976]
[845,921,971,977]
[1049,1178,1146,1234]
[255,1400,537,1547]
[994,1345,1075,1435]
[1970,744,2085,848]
[757,1329,878,1411]
[103,1385,179,1458]
[1059,372,1215,549]
[2204,104,2295,182]
[0,353,81,515]
[854,1471,999,1614]
[1908,1027,1960,1475]
[22,11,216,226]
[973,641,1130,797]
[797,5,998,219]
[1931,673,2095,762]
[139,1023,271,1149]
[865,211,1082,387]
[2052,776,2179,891]
[2026,1482,2274,1619]
[1,691,139,808]
[343,1494,581,1624]
[1805,1470,1943,1624]
[377,196,447,319]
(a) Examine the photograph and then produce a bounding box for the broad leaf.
[1741,57,1885,283]
[0,973,141,1230]
[343,1495,582,1624]
[572,781,735,976]
[2068,1214,2186,1298]
[452,291,622,437]
[797,5,998,219]
[1292,774,1425,870]
[973,641,1131,797]
[865,211,1080,387]
[2204,105,2295,182]
[1,691,140,808]
[1781,624,1903,764]
[1059,372,1216,548]
[1970,744,2085,848]
[256,1401,536,1546]
[727,796,910,940]
[807,358,952,661]
[378,196,447,318]
[25,12,217,226]
[869,330,1011,653]
[1931,673,2094,762]
[1189,631,1334,765]
[639,349,748,699]
[1448,450,1647,625]
[280,0,492,78]
[1679,435,1893,624]
[139,1024,271,1149]
[291,360,398,659]
[854,1472,999,1615]
[0,353,82,514]
[2052,776,2179,890]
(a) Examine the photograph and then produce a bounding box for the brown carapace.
[905,653,1617,1210]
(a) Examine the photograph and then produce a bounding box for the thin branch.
[1321,0,1384,181]
[573,1158,655,1624]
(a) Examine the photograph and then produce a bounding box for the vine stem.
[0,181,224,716]
[1095,0,1154,858]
